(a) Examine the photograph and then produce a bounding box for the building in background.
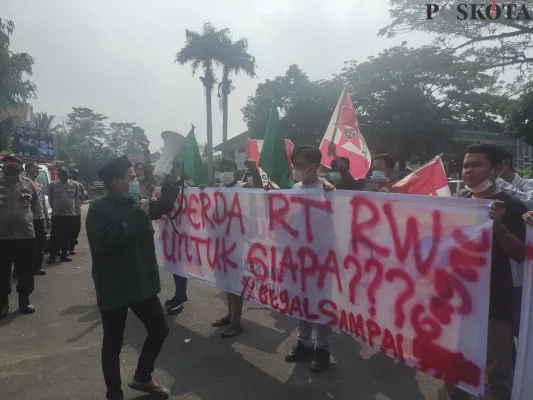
[456,130,533,169]
[213,131,248,170]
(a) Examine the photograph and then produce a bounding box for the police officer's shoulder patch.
[20,177,34,192]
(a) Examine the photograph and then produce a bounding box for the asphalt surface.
[0,205,450,400]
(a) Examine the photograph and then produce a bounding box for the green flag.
[258,107,293,189]
[178,125,206,186]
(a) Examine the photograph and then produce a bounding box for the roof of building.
[213,131,248,152]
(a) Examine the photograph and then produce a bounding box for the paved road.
[0,205,449,400]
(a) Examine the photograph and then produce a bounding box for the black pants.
[33,219,45,272]
[173,275,188,303]
[0,239,35,304]
[70,215,81,252]
[100,296,169,400]
[50,215,76,258]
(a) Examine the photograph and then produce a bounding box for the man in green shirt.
[86,155,180,400]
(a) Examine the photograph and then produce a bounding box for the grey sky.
[2,0,429,150]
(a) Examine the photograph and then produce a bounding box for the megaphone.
[153,130,188,184]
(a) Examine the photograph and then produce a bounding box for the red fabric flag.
[319,88,371,179]
[393,157,451,196]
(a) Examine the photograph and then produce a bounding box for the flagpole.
[329,86,347,148]
[414,153,445,171]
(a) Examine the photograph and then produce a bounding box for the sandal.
[220,325,242,338]
[212,317,231,327]
[128,379,169,398]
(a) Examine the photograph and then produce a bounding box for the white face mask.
[293,169,308,182]
[220,172,235,185]
[465,168,495,194]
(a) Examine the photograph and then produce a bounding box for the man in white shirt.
[494,148,533,346]
[285,145,335,372]
[210,158,256,338]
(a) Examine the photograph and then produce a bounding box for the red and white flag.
[393,156,451,197]
[247,138,294,182]
[319,88,371,179]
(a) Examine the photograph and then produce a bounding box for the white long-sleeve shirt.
[496,174,533,210]
[495,174,533,287]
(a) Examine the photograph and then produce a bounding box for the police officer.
[25,162,50,275]
[68,167,85,255]
[0,156,37,318]
[47,168,79,264]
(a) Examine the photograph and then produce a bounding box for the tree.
[243,45,504,169]
[176,22,230,183]
[0,19,36,151]
[506,90,533,144]
[336,44,503,168]
[34,112,55,131]
[106,122,150,156]
[217,36,256,155]
[380,0,533,93]
[64,107,108,157]
[242,64,342,148]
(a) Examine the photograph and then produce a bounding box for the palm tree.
[34,112,56,131]
[218,37,256,155]
[176,22,230,183]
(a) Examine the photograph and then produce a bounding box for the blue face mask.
[371,170,386,182]
[123,181,140,198]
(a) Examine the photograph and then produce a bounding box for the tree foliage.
[51,107,149,180]
[0,18,36,151]
[380,0,533,93]
[176,22,232,182]
[242,44,505,168]
[34,112,55,131]
[217,35,256,148]
[506,90,533,144]
[242,64,341,149]
[107,122,149,156]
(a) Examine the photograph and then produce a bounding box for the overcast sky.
[2,0,430,150]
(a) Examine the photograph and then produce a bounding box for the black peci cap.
[97,156,132,183]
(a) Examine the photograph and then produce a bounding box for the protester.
[495,147,533,209]
[68,168,85,255]
[210,158,261,338]
[284,145,334,372]
[327,143,365,190]
[25,162,49,275]
[493,147,533,351]
[86,155,180,400]
[369,154,396,192]
[47,168,79,264]
[165,163,189,315]
[0,156,37,318]
[134,162,154,197]
[447,143,526,400]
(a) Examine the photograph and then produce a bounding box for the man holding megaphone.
[86,155,181,400]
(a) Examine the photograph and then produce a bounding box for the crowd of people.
[1,157,86,317]
[2,139,533,400]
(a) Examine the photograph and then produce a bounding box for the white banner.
[512,227,533,400]
[154,188,493,397]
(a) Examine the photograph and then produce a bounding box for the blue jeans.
[297,320,332,349]
[173,275,188,303]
